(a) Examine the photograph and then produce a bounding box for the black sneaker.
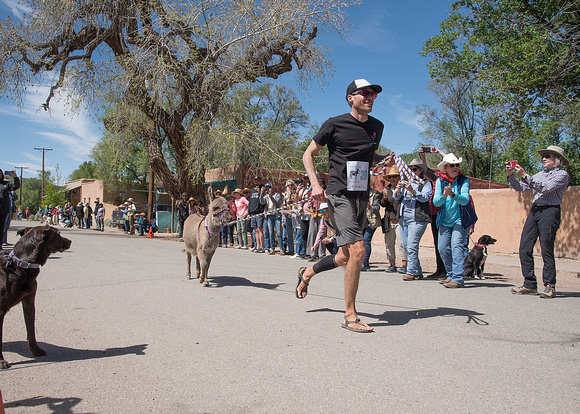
[397,265,407,274]
[539,284,556,299]
[385,265,397,273]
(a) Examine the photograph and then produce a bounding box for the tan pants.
[384,222,407,261]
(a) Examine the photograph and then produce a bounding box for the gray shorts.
[327,194,367,247]
[250,215,264,228]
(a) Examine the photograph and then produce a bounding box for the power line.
[34,147,52,203]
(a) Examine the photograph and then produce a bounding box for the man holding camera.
[506,145,570,299]
[0,169,20,247]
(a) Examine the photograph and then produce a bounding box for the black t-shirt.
[248,188,264,214]
[313,113,384,198]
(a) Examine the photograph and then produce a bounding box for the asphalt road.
[1,223,579,413]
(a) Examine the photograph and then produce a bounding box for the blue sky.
[0,0,452,183]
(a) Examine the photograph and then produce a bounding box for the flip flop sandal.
[342,317,374,333]
[296,267,309,299]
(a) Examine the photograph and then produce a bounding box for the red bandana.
[440,170,463,183]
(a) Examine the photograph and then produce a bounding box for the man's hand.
[515,165,526,178]
[310,183,327,202]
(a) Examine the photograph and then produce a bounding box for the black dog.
[464,235,497,280]
[0,225,71,369]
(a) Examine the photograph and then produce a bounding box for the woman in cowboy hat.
[380,165,407,273]
[507,145,570,298]
[394,158,433,281]
[233,188,249,249]
[433,153,474,288]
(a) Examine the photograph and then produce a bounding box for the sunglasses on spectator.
[410,167,421,172]
[447,163,460,168]
[352,89,378,99]
[318,208,327,213]
[542,154,552,159]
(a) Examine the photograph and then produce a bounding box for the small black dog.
[464,235,497,280]
[0,225,71,369]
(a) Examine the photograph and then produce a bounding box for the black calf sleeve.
[312,254,338,274]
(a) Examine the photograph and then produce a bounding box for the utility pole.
[14,166,29,210]
[34,147,52,203]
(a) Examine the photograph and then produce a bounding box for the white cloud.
[348,5,397,52]
[1,0,32,19]
[385,94,423,131]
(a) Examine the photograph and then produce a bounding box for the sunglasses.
[410,167,421,172]
[353,89,378,99]
[318,208,327,213]
[542,154,552,159]
[447,163,460,168]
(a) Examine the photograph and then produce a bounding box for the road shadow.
[2,342,147,367]
[307,306,488,327]
[3,396,87,414]
[207,275,282,290]
[463,280,513,289]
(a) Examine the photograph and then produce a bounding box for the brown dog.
[184,187,233,286]
[0,225,71,368]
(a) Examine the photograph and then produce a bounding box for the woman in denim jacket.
[433,154,471,288]
[394,159,433,280]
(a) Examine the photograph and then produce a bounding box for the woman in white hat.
[433,153,473,288]
[506,145,570,298]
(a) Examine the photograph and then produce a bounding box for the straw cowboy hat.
[538,145,569,166]
[408,158,428,174]
[233,188,244,196]
[437,153,463,172]
[127,198,134,202]
[187,197,197,202]
[384,165,400,177]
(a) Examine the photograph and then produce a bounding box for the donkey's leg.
[186,251,193,279]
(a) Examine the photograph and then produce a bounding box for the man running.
[299,79,391,333]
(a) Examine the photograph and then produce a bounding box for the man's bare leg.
[343,240,373,332]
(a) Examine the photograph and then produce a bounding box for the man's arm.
[302,140,326,201]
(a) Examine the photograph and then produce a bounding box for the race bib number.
[346,161,369,191]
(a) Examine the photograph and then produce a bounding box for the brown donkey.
[183,187,233,286]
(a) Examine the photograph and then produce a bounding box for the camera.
[507,161,517,168]
[420,146,433,153]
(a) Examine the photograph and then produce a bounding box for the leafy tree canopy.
[0,0,359,199]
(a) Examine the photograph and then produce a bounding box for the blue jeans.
[362,226,377,268]
[399,217,428,276]
[438,221,469,284]
[266,214,282,252]
[295,226,305,255]
[282,216,294,254]
[263,219,270,250]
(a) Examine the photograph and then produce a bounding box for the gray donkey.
[183,186,233,286]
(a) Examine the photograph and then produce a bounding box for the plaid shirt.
[508,167,570,206]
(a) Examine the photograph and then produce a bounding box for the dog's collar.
[8,251,42,269]
[474,243,487,248]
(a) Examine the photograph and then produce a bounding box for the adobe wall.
[372,186,580,260]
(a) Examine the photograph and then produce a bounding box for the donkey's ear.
[208,184,215,202]
[222,186,229,197]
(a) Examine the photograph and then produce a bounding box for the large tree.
[0,0,358,198]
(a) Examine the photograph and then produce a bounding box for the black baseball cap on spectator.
[294,177,303,184]
[346,79,382,98]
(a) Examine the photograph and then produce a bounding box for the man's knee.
[348,241,366,263]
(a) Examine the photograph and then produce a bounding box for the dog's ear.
[17,227,33,237]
